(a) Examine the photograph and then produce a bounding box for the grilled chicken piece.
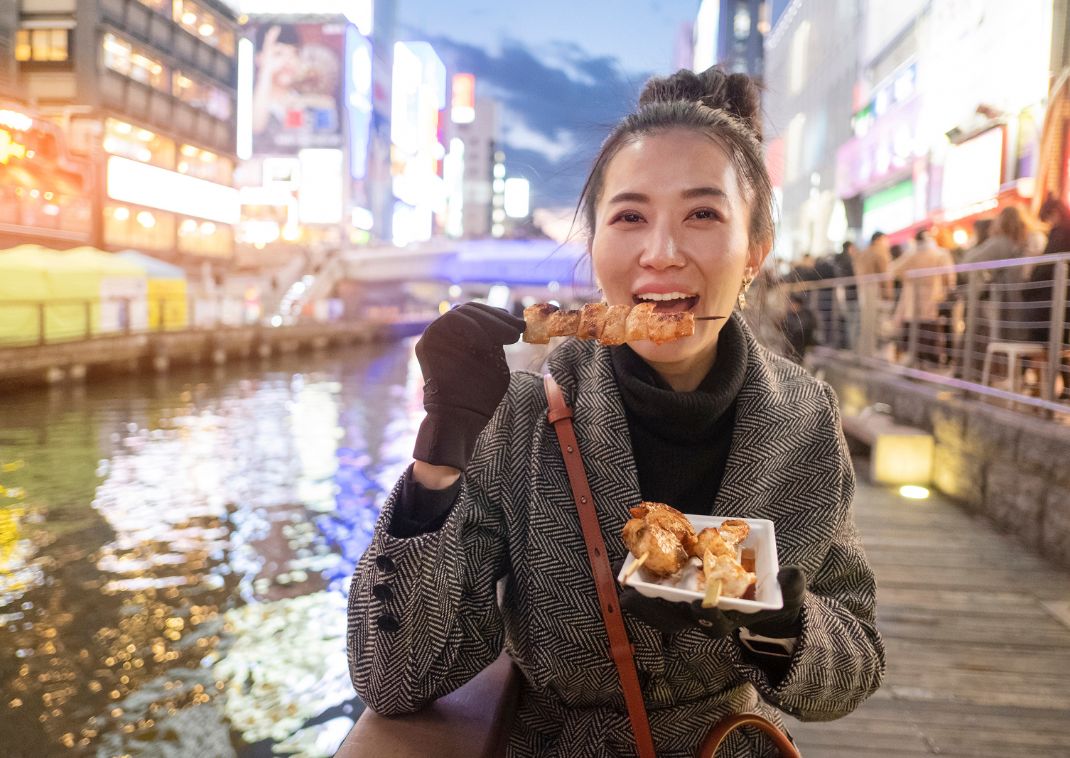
[688,527,736,560]
[620,501,695,577]
[717,519,750,547]
[621,520,690,576]
[523,302,695,345]
[702,550,756,600]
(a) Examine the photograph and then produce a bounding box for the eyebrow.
[607,187,729,204]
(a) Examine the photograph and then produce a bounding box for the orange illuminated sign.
[451,73,475,124]
[0,128,28,164]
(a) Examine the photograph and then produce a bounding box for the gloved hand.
[620,567,807,640]
[412,302,526,470]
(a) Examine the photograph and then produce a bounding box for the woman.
[963,205,1030,342]
[347,67,885,756]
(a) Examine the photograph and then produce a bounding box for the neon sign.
[0,129,28,164]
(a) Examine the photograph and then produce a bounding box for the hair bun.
[638,66,763,141]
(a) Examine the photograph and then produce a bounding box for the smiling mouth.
[633,293,700,313]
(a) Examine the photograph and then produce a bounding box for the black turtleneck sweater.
[609,317,746,513]
[389,317,748,537]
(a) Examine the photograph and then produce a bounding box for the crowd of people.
[774,195,1070,388]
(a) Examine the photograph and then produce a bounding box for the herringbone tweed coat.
[348,315,885,757]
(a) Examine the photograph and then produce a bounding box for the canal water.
[0,337,512,757]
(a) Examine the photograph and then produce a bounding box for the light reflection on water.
[0,339,422,757]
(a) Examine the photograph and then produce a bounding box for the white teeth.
[635,292,695,302]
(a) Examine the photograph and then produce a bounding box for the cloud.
[409,33,652,206]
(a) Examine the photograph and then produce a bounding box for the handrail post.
[963,271,981,383]
[1045,261,1068,402]
[38,302,46,345]
[907,277,920,367]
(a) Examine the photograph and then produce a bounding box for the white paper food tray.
[616,515,782,613]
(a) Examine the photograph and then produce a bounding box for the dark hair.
[914,228,930,242]
[973,218,993,245]
[256,24,300,51]
[841,241,855,255]
[994,205,1028,246]
[1039,194,1069,224]
[576,66,773,255]
[870,231,885,243]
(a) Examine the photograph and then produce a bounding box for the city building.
[764,0,1066,258]
[762,0,862,260]
[444,76,501,239]
[0,2,17,100]
[836,0,1056,247]
[11,0,242,270]
[231,0,397,268]
[692,0,772,79]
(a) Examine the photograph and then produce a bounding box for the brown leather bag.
[544,374,801,758]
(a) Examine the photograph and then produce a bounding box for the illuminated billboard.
[236,1,373,34]
[941,128,1004,220]
[390,42,447,245]
[107,155,240,224]
[249,23,345,154]
[451,74,475,124]
[345,26,373,180]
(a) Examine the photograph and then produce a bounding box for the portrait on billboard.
[251,23,344,153]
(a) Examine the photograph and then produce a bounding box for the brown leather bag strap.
[698,713,801,758]
[543,374,657,758]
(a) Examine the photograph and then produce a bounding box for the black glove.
[412,302,525,470]
[620,567,807,640]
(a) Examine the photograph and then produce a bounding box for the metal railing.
[0,295,266,348]
[769,251,1070,415]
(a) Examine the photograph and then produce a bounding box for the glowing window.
[173,0,234,56]
[102,33,168,90]
[172,71,233,121]
[16,29,69,62]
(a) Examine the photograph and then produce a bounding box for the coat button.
[697,619,713,627]
[372,583,393,602]
[375,555,396,573]
[377,615,400,632]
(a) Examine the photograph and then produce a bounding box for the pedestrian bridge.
[340,239,593,287]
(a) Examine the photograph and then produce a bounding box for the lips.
[633,292,700,313]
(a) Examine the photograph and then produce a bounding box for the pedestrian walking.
[347,65,884,757]
[890,229,956,365]
[853,231,893,356]
[835,241,859,348]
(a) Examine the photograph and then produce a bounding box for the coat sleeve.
[737,385,886,721]
[345,383,523,716]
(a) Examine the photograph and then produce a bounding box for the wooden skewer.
[702,578,723,608]
[621,551,649,585]
[694,316,728,321]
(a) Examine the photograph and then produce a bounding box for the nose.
[638,223,685,270]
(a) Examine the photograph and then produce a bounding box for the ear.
[748,238,772,272]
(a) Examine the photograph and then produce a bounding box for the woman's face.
[591,128,764,383]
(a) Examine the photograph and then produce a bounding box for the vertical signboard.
[250,23,345,153]
[345,25,373,180]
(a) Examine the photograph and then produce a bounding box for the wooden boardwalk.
[786,473,1070,757]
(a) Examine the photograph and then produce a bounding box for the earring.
[737,267,755,310]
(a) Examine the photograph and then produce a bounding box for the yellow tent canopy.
[0,246,149,345]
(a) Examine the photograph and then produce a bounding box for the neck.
[645,345,718,391]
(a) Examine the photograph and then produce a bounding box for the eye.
[689,208,721,221]
[611,210,645,224]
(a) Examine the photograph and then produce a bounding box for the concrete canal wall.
[815,354,1070,569]
[0,319,430,390]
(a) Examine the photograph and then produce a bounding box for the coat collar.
[546,313,826,527]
